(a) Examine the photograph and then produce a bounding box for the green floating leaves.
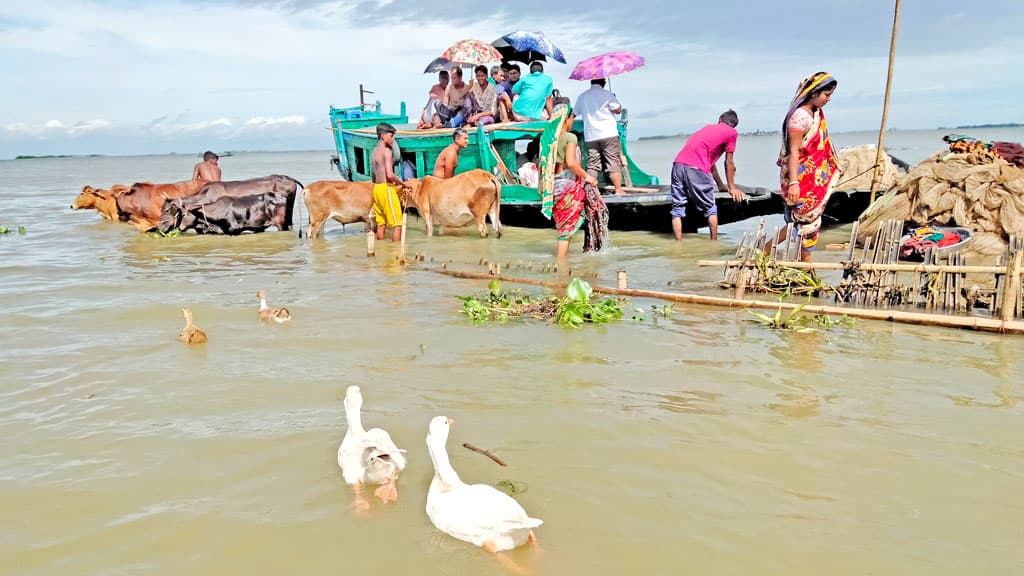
[494,479,528,495]
[458,277,622,327]
[747,295,854,333]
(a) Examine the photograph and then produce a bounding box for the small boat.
[327,94,863,232]
[898,225,974,261]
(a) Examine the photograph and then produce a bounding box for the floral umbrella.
[492,30,566,64]
[569,51,645,81]
[441,39,503,65]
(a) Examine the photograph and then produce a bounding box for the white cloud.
[44,119,64,129]
[244,115,306,128]
[67,119,111,135]
[148,117,234,136]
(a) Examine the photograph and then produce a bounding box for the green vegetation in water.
[0,226,26,235]
[494,479,528,495]
[146,229,182,238]
[751,249,831,295]
[458,278,623,328]
[748,294,856,333]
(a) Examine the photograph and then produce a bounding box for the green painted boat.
[327,99,797,232]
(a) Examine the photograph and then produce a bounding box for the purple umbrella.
[569,51,645,81]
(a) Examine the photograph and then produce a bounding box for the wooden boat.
[327,98,865,232]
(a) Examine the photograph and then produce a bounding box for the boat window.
[353,147,366,176]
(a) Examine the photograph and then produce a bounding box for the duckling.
[256,290,291,323]
[178,307,207,344]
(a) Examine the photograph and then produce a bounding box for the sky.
[1,0,1022,158]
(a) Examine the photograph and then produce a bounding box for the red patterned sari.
[778,73,839,250]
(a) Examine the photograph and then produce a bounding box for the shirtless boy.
[371,123,407,241]
[432,128,469,178]
[192,151,221,182]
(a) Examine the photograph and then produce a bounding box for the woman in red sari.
[549,105,609,258]
[776,72,839,262]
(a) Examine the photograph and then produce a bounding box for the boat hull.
[496,187,870,233]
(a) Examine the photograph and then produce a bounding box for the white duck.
[338,385,407,506]
[425,416,543,553]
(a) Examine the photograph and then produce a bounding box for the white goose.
[338,386,407,506]
[425,416,543,553]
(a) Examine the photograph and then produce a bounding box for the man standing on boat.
[574,79,625,196]
[511,61,553,122]
[371,123,407,242]
[433,127,470,178]
[670,110,744,241]
[192,151,221,182]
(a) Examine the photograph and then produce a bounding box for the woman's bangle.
[787,181,800,188]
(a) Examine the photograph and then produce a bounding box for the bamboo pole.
[999,251,1023,322]
[433,268,1024,334]
[869,0,902,205]
[697,259,1008,275]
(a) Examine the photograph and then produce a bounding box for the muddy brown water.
[1,146,1021,575]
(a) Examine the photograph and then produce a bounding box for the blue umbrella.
[492,31,566,64]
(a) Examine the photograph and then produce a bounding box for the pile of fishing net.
[857,142,1024,262]
[834,145,902,193]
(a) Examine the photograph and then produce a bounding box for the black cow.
[178,192,290,235]
[158,174,302,233]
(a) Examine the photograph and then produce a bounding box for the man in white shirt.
[574,78,624,195]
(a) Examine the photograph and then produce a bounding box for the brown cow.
[404,169,501,238]
[303,180,376,238]
[116,179,206,231]
[71,184,130,220]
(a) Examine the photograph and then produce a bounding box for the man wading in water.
[371,123,408,242]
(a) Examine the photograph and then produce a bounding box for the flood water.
[2,132,1023,575]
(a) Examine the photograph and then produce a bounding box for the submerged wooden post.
[1000,251,1023,322]
[366,229,376,257]
[869,0,902,205]
[617,270,628,290]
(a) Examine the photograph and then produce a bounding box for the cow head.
[158,197,186,233]
[401,178,423,209]
[177,203,204,232]
[72,186,100,209]
[72,185,124,209]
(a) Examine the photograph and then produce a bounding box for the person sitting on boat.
[439,66,471,128]
[491,65,512,123]
[452,65,497,128]
[502,63,520,97]
[547,104,608,258]
[574,79,624,196]
[511,61,554,122]
[773,72,840,263]
[418,70,449,130]
[433,127,470,178]
[371,123,408,242]
[192,151,221,182]
[669,109,744,242]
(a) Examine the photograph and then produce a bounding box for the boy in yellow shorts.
[371,123,407,241]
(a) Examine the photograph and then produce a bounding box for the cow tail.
[296,185,305,239]
[491,175,502,239]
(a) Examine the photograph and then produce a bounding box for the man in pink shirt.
[670,110,744,241]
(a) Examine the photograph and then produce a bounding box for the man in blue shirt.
[511,61,554,121]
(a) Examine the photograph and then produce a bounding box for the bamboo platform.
[698,219,1024,321]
